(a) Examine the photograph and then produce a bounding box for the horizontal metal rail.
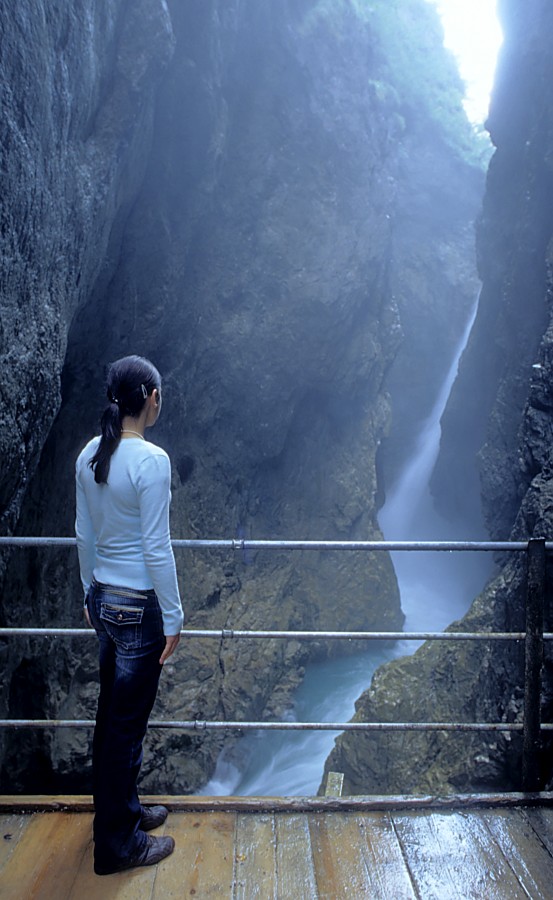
[2,718,550,732]
[0,627,541,640]
[0,536,551,552]
[1,535,550,792]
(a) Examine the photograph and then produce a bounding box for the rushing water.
[200,645,405,797]
[202,301,490,796]
[379,301,491,634]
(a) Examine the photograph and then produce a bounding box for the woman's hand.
[160,633,180,665]
[84,606,92,627]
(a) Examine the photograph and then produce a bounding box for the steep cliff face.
[1,0,482,792]
[0,0,175,537]
[324,0,553,795]
[433,0,553,538]
[0,0,177,791]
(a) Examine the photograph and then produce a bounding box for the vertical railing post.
[522,538,546,792]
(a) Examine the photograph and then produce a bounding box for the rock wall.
[324,0,553,795]
[0,0,175,537]
[0,0,482,792]
[0,0,177,791]
[433,0,553,538]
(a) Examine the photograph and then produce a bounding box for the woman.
[75,355,183,876]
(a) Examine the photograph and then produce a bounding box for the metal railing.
[0,536,550,791]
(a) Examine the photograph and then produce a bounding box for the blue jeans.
[87,579,165,868]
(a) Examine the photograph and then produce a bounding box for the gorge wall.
[0,0,176,538]
[324,0,553,796]
[0,0,483,792]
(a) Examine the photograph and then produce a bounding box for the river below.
[202,300,492,796]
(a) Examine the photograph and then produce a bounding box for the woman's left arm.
[75,461,96,598]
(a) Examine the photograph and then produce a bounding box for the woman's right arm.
[159,633,180,664]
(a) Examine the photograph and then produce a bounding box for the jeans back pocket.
[100,602,144,649]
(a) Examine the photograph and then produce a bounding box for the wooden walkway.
[2,796,553,898]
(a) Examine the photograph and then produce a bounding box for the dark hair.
[88,355,161,484]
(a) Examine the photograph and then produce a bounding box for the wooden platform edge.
[1,792,553,813]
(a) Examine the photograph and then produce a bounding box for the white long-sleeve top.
[75,436,184,636]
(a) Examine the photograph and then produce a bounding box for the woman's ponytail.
[89,399,123,484]
[88,355,161,484]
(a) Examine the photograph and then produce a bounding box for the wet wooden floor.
[2,797,553,898]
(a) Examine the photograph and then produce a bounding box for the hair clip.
[141,384,147,399]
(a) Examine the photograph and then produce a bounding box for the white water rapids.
[202,301,490,796]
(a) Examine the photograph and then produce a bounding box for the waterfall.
[379,299,490,633]
[202,300,489,796]
[379,301,478,540]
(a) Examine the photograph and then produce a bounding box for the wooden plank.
[234,813,276,899]
[152,811,236,898]
[309,812,374,898]
[325,772,344,797]
[0,812,92,900]
[357,812,417,899]
[274,814,318,898]
[4,805,553,900]
[2,791,553,813]
[0,797,95,812]
[0,813,32,873]
[524,806,553,855]
[392,810,529,900]
[479,809,553,900]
